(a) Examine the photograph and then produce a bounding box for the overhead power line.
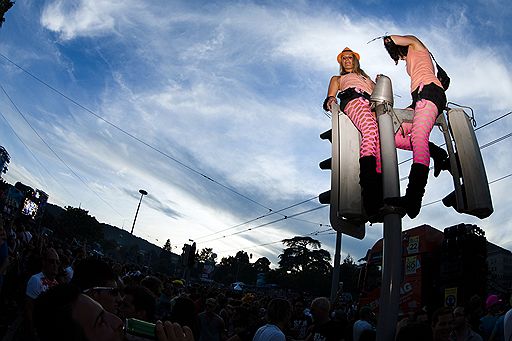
[215,171,512,254]
[194,196,320,241]
[0,108,75,199]
[200,205,326,244]
[0,84,124,217]
[0,53,273,213]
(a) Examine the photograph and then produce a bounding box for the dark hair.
[383,36,409,65]
[34,284,87,341]
[124,285,156,321]
[266,298,291,324]
[71,257,116,290]
[141,275,163,297]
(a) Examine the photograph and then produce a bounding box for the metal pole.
[375,101,403,341]
[130,192,145,235]
[330,231,342,303]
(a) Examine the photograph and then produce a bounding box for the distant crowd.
[0,216,511,341]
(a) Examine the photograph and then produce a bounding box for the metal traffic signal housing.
[388,107,493,219]
[319,102,365,240]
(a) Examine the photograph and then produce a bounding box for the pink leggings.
[394,99,438,166]
[345,97,381,173]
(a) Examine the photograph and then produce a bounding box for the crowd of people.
[0,213,511,341]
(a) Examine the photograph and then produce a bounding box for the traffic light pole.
[372,76,402,341]
[330,230,342,303]
[375,102,402,341]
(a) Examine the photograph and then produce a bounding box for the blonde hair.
[339,53,370,79]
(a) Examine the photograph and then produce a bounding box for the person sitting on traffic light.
[323,47,383,221]
[381,35,450,219]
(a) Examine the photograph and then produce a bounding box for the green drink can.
[125,318,156,340]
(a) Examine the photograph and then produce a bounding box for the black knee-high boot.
[385,163,429,219]
[429,142,451,177]
[359,156,383,221]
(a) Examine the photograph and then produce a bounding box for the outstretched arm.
[389,35,426,51]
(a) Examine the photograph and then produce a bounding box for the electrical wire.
[0,84,124,217]
[200,205,327,244]
[0,108,75,199]
[0,53,274,213]
[213,171,512,254]
[194,196,320,241]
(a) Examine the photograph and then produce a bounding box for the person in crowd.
[396,321,433,341]
[71,257,123,315]
[305,296,344,341]
[480,295,503,341]
[119,285,157,322]
[503,295,512,341]
[253,298,291,341]
[323,47,383,221]
[450,306,483,341]
[353,306,376,341]
[382,35,450,218]
[156,279,176,321]
[432,307,454,341]
[34,283,194,341]
[170,295,201,340]
[289,299,312,340]
[197,297,227,341]
[24,247,60,336]
[141,275,164,298]
[0,218,9,295]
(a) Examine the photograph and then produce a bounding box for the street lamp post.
[130,189,148,235]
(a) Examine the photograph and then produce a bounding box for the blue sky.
[0,0,511,266]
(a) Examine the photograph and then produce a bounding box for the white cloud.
[0,0,510,266]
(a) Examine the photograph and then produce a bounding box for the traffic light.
[319,102,365,240]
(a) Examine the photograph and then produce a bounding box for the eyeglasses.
[83,287,121,296]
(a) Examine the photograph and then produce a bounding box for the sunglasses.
[83,287,121,296]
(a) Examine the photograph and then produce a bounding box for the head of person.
[205,297,218,313]
[140,275,163,298]
[451,306,467,330]
[383,36,409,65]
[119,285,156,321]
[337,47,362,74]
[34,283,124,341]
[396,322,433,341]
[266,298,291,326]
[358,306,375,323]
[42,248,60,280]
[431,306,453,341]
[71,257,121,314]
[310,297,330,323]
[485,294,503,315]
[293,300,305,317]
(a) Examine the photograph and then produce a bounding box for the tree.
[278,236,330,274]
[277,236,332,295]
[55,206,103,242]
[0,0,14,28]
[163,239,172,252]
[253,257,271,273]
[196,247,217,263]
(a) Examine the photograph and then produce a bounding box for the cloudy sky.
[0,0,511,266]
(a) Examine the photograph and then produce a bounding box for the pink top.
[338,73,375,94]
[406,48,442,92]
